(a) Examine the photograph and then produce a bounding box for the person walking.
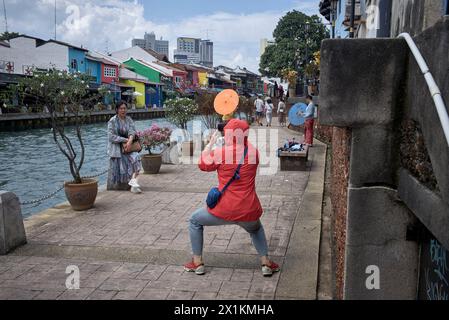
[277,98,286,127]
[107,101,142,193]
[184,119,280,277]
[300,95,316,147]
[265,98,274,127]
[254,95,265,126]
[279,85,284,100]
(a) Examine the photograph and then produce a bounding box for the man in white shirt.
[254,96,265,126]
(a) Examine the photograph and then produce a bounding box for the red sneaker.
[184,261,205,275]
[261,261,280,277]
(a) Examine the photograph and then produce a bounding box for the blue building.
[85,54,102,84]
[68,47,88,74]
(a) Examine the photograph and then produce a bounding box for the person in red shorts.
[301,95,316,147]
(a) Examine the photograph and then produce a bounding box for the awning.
[115,82,134,88]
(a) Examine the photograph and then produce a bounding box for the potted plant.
[164,97,198,157]
[12,69,102,211]
[282,69,298,98]
[138,124,172,174]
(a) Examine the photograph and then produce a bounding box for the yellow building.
[123,79,146,108]
[198,71,208,87]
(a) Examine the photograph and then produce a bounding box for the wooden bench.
[279,146,309,171]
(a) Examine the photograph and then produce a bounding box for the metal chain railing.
[19,168,109,207]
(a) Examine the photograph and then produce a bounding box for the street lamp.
[331,0,339,38]
[349,0,356,38]
[303,21,310,96]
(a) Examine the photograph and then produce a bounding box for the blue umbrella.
[288,103,308,126]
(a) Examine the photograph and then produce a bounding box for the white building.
[174,37,213,67]
[131,32,169,57]
[110,46,160,63]
[0,35,82,75]
[173,50,200,65]
[260,38,275,57]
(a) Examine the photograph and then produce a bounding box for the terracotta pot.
[142,154,162,174]
[64,178,98,211]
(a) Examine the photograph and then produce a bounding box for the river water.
[0,117,204,218]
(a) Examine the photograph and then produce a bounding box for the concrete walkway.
[0,122,326,300]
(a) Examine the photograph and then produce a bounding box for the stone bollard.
[0,191,27,255]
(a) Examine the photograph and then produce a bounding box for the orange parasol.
[214,89,239,116]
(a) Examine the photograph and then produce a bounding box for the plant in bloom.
[137,124,172,155]
[281,69,298,86]
[165,98,198,130]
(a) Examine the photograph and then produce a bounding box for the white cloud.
[2,0,319,73]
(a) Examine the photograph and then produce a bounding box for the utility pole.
[54,0,57,40]
[2,0,8,33]
[349,0,356,38]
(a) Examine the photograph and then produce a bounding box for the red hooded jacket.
[199,119,263,222]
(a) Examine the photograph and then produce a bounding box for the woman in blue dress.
[107,101,142,193]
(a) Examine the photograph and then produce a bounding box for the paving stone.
[230,269,255,282]
[137,288,170,300]
[86,289,118,300]
[136,264,167,280]
[99,278,149,292]
[192,292,218,300]
[219,281,251,296]
[204,268,233,281]
[112,290,141,300]
[167,290,195,300]
[0,288,40,300]
[110,263,147,279]
[57,288,96,300]
[33,290,65,300]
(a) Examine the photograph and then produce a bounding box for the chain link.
[20,169,109,207]
[20,184,65,206]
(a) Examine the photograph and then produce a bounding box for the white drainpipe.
[398,33,449,148]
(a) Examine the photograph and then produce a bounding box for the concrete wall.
[405,17,449,205]
[320,16,449,299]
[390,0,444,36]
[320,37,419,299]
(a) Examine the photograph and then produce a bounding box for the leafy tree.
[259,11,329,77]
[0,32,19,41]
[11,70,101,183]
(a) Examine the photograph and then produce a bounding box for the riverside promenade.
[0,124,327,300]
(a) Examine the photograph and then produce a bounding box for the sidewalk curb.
[275,138,327,300]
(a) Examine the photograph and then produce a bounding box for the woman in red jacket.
[184,119,280,277]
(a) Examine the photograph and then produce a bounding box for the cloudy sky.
[1,0,321,73]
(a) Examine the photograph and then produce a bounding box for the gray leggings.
[188,207,269,257]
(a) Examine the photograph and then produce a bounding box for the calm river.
[0,117,205,218]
